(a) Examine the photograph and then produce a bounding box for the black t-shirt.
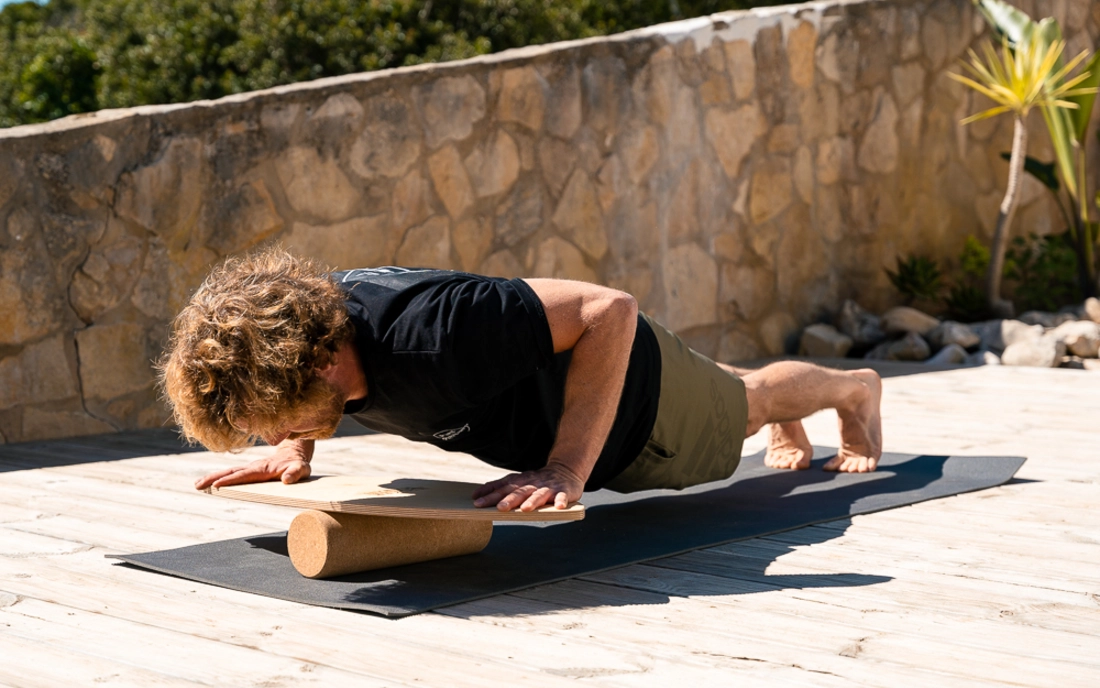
[332,267,661,490]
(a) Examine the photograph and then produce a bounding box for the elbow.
[607,290,639,332]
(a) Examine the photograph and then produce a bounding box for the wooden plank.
[643,548,1100,639]
[759,526,1100,591]
[578,564,1100,685]
[0,469,290,533]
[208,476,585,521]
[1,598,396,687]
[0,632,207,688]
[447,582,1030,688]
[0,552,646,687]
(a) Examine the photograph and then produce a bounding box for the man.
[161,249,881,513]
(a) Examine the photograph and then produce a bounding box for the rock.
[391,169,432,232]
[799,323,854,358]
[786,20,817,89]
[619,125,660,185]
[0,336,78,410]
[662,243,718,332]
[494,177,544,248]
[974,319,1043,354]
[965,350,1002,366]
[543,63,582,140]
[816,136,854,186]
[21,408,115,442]
[75,323,153,401]
[759,312,799,356]
[837,299,887,347]
[793,146,813,204]
[395,216,452,269]
[864,332,931,361]
[479,249,524,278]
[749,161,793,225]
[926,343,968,365]
[465,131,520,198]
[538,138,578,196]
[1050,320,1100,358]
[69,230,145,323]
[0,221,69,346]
[1085,297,1100,323]
[307,93,364,141]
[415,75,486,148]
[927,321,980,350]
[348,94,422,180]
[720,263,775,322]
[1059,304,1087,320]
[857,89,899,174]
[496,67,547,132]
[1019,310,1075,328]
[115,138,204,242]
[206,179,284,255]
[720,330,762,363]
[582,57,628,134]
[723,39,755,99]
[275,146,358,222]
[427,146,475,219]
[282,215,388,270]
[553,170,608,260]
[1084,359,1100,371]
[892,62,926,107]
[1059,356,1086,370]
[533,237,597,283]
[881,306,940,336]
[1001,337,1065,368]
[705,103,765,180]
[453,217,492,271]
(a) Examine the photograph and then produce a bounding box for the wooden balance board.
[207,476,585,578]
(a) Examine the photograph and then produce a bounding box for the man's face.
[243,378,345,446]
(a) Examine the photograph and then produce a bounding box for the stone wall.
[0,0,1096,444]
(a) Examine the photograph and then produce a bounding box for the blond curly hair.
[158,248,352,452]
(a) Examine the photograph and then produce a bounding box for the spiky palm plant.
[949,32,1093,316]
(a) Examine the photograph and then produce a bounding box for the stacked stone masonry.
[0,0,1096,443]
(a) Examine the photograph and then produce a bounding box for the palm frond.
[952,33,1091,123]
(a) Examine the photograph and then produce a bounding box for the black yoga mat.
[110,448,1026,617]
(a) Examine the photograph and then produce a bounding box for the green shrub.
[14,30,99,121]
[0,0,789,127]
[885,254,943,304]
[943,236,992,322]
[944,284,990,322]
[1003,231,1081,312]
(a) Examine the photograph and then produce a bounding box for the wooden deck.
[1,363,1097,687]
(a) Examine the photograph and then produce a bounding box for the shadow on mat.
[238,453,958,616]
[430,455,937,616]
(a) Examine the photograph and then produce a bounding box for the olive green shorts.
[604,313,749,493]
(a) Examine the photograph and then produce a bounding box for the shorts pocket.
[603,438,679,493]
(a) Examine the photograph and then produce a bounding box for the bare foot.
[765,422,813,470]
[824,369,883,473]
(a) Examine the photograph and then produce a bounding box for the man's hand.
[472,463,584,512]
[194,439,315,490]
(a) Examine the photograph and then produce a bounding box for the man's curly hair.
[158,248,352,452]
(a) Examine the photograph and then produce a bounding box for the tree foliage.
[0,0,782,128]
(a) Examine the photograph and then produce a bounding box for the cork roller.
[287,509,494,579]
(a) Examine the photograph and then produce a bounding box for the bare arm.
[473,279,638,511]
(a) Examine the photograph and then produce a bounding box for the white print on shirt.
[433,424,471,441]
[336,267,432,282]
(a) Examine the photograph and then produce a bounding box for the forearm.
[546,295,637,484]
[280,438,316,462]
